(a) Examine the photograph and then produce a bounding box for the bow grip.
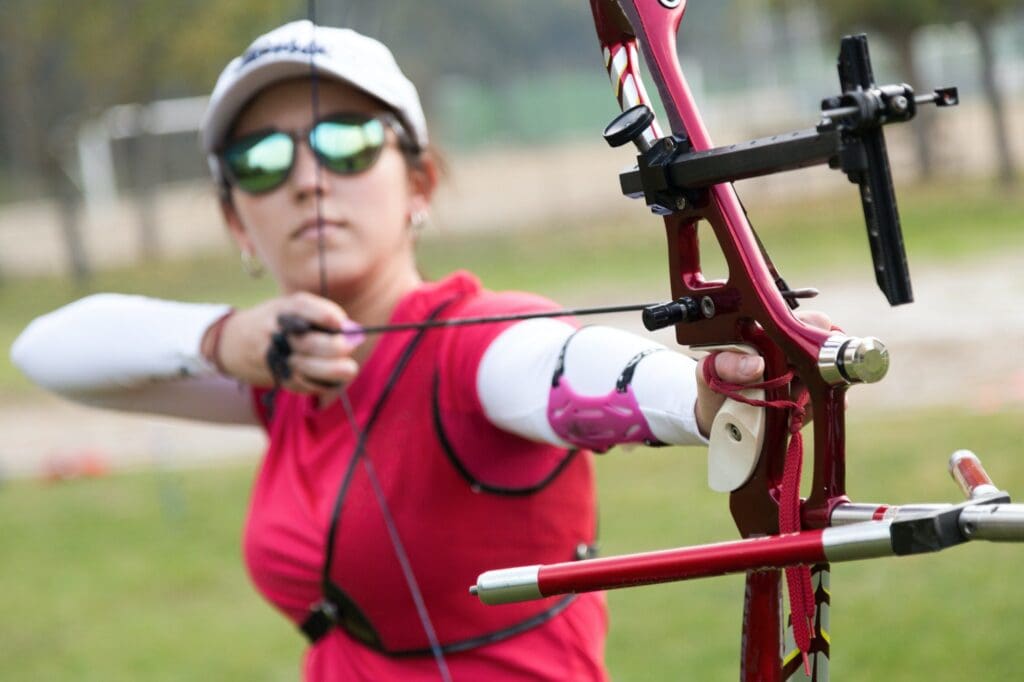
[702,344,766,493]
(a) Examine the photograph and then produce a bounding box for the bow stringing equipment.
[470,2,1024,681]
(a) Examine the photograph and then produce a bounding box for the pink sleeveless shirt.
[245,272,609,681]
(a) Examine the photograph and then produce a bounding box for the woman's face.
[222,78,431,299]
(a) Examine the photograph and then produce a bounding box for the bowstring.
[306,5,452,679]
[339,393,453,682]
[309,6,328,297]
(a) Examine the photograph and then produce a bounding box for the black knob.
[642,297,700,331]
[604,104,655,152]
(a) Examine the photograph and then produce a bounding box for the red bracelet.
[204,309,236,376]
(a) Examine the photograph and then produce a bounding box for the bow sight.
[605,34,958,310]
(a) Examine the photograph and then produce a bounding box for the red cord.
[702,353,815,674]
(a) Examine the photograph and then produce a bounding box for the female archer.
[11,20,823,681]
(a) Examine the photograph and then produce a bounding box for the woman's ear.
[406,154,439,220]
[220,193,255,254]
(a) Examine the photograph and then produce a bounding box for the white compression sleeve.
[10,293,257,424]
[476,319,707,448]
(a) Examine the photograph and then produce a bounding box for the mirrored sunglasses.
[219,113,415,194]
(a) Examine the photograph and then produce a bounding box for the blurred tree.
[0,0,301,276]
[313,0,597,118]
[776,0,1019,185]
[811,0,946,180]
[65,0,302,262]
[953,0,1018,187]
[0,4,93,281]
[0,0,601,274]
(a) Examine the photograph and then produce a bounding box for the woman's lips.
[293,220,346,241]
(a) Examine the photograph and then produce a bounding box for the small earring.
[409,209,430,230]
[240,249,265,278]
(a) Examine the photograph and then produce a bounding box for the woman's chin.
[281,258,364,295]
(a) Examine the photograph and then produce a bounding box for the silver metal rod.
[820,104,858,119]
[960,504,1024,541]
[822,89,954,122]
[822,521,895,562]
[833,502,1024,542]
[472,565,541,605]
[830,503,948,525]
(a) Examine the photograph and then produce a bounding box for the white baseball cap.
[201,20,428,180]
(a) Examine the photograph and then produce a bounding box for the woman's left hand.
[694,311,832,438]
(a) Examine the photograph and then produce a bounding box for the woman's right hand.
[204,292,363,395]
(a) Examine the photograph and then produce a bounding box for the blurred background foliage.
[2,1,1020,193]
[0,1,1020,279]
[1,1,1023,679]
[0,0,1020,282]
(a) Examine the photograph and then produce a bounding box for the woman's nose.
[290,137,327,197]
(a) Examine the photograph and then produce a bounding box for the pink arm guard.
[547,341,664,453]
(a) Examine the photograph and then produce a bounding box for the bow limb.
[590,0,663,145]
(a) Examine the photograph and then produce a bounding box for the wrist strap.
[203,309,236,376]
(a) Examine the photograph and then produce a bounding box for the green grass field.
[1,177,1022,678]
[0,407,1021,680]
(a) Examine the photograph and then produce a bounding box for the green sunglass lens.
[312,119,386,174]
[225,132,294,193]
[224,119,389,193]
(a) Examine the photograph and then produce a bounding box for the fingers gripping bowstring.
[306,7,452,679]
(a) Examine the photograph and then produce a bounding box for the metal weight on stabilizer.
[818,334,890,385]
